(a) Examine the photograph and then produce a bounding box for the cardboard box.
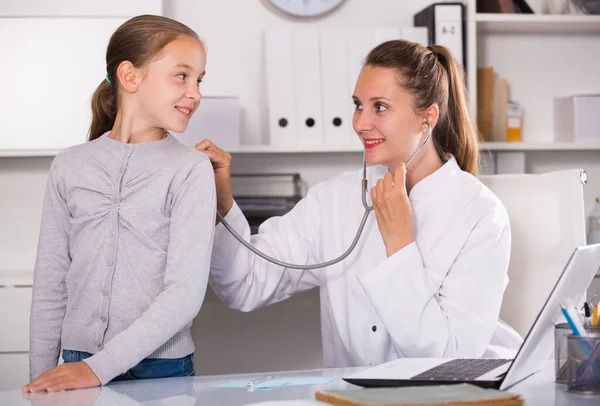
[173,96,241,149]
[554,95,600,142]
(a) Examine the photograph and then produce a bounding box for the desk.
[0,361,598,406]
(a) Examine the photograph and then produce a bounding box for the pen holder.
[567,329,600,394]
[555,323,572,383]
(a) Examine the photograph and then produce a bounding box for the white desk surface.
[0,361,598,406]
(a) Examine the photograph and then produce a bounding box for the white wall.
[1,0,599,377]
[166,0,461,145]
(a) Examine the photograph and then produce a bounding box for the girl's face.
[135,36,206,134]
[352,65,429,170]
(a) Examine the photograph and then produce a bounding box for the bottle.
[587,197,600,244]
[542,0,570,14]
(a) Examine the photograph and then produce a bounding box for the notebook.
[315,383,523,406]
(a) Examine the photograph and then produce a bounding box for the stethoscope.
[216,121,433,270]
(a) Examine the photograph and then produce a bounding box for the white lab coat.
[209,156,523,368]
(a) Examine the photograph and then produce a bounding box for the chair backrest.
[480,169,587,337]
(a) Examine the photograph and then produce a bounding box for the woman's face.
[352,65,429,169]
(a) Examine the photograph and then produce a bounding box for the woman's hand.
[371,163,414,257]
[22,362,101,393]
[194,139,234,217]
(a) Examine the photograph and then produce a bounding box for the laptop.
[344,244,600,390]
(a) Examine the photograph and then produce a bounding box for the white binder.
[346,28,400,147]
[346,27,401,101]
[319,28,352,145]
[374,27,401,46]
[400,27,429,46]
[434,4,464,66]
[264,29,297,145]
[0,18,123,150]
[291,28,324,146]
[346,28,373,98]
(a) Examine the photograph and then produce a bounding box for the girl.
[197,40,524,368]
[24,15,215,392]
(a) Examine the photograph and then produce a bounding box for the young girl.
[23,15,215,392]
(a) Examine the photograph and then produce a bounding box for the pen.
[583,302,591,318]
[564,300,586,335]
[560,304,581,336]
[593,305,599,327]
[247,375,275,388]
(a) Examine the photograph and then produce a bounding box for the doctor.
[196,40,523,367]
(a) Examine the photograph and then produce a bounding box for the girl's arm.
[29,159,72,380]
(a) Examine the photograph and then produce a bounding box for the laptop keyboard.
[411,359,512,381]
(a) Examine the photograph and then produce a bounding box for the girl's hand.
[22,362,101,393]
[371,163,414,257]
[194,139,234,217]
[22,386,100,405]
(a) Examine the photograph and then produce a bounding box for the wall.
[1,0,599,377]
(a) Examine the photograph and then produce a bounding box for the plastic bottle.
[587,197,600,244]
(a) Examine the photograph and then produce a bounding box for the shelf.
[0,144,363,156]
[3,142,600,157]
[476,13,600,34]
[480,142,600,151]
[227,144,363,154]
[0,271,33,287]
[0,149,62,157]
[230,142,600,153]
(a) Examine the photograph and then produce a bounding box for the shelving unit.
[465,0,600,174]
[5,142,600,157]
[467,4,600,116]
[475,13,600,34]
[222,142,600,154]
[2,2,600,171]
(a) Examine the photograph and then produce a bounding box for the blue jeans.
[62,350,195,382]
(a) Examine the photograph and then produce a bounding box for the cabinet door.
[0,0,162,17]
[0,353,29,391]
[0,287,32,352]
[0,18,125,150]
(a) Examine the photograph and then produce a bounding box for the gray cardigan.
[29,133,216,384]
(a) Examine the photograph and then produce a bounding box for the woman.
[196,40,523,368]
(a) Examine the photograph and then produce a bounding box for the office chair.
[480,169,587,337]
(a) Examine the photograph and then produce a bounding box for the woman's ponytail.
[430,45,479,176]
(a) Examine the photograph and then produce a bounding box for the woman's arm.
[359,207,511,358]
[209,189,324,312]
[195,139,323,312]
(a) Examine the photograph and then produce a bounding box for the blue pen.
[560,305,581,336]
